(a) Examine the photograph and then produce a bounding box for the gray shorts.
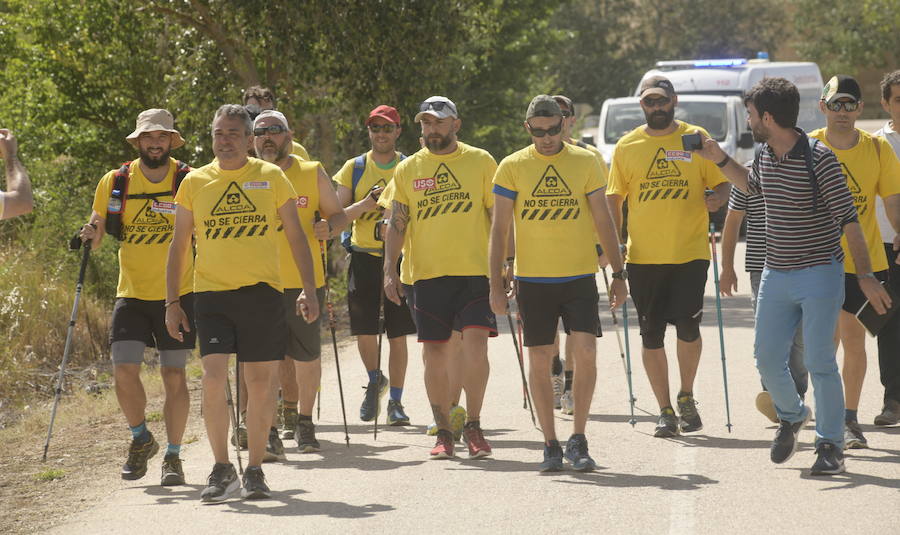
[111,340,190,368]
[284,287,325,362]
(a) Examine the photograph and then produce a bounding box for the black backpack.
[753,137,821,211]
[105,160,191,240]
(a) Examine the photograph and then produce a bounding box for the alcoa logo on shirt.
[414,178,436,191]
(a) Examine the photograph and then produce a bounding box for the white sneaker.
[560,391,574,415]
[552,372,564,410]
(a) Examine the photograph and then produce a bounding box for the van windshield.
[604,101,729,143]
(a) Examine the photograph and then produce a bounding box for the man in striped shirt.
[696,77,892,476]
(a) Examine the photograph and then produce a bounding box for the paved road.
[52,246,900,534]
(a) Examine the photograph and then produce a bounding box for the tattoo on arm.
[430,404,450,430]
[390,200,409,235]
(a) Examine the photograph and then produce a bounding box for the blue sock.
[367,369,380,383]
[390,387,403,401]
[167,443,181,456]
[845,409,858,422]
[130,421,149,442]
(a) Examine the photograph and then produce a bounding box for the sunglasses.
[419,100,457,114]
[642,96,671,108]
[824,100,859,112]
[561,110,573,118]
[252,124,288,136]
[368,124,398,133]
[527,119,564,138]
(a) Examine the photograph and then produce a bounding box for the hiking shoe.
[462,421,492,459]
[874,399,900,426]
[755,391,779,424]
[677,392,703,433]
[564,434,597,472]
[450,405,467,441]
[771,406,811,464]
[200,462,239,503]
[552,371,564,410]
[160,453,185,486]
[810,442,845,475]
[360,372,388,422]
[843,420,868,450]
[296,420,321,453]
[654,408,679,438]
[430,429,455,459]
[560,391,574,416]
[386,399,410,426]
[539,440,564,472]
[231,421,248,450]
[281,407,298,440]
[241,466,271,500]
[263,428,286,462]
[121,432,159,480]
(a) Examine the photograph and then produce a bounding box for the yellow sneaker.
[450,405,467,441]
[755,391,778,424]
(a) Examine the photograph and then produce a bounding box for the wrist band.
[716,155,730,168]
[164,300,180,308]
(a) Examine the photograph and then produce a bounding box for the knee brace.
[111,340,146,365]
[675,313,702,343]
[159,348,190,368]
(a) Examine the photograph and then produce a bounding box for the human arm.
[0,129,33,219]
[588,187,626,309]
[79,212,106,250]
[605,193,626,250]
[845,221,892,314]
[280,200,320,322]
[719,209,744,296]
[383,199,408,305]
[337,182,383,223]
[164,205,194,341]
[489,195,514,316]
[886,194,900,257]
[705,181,731,212]
[312,166,348,240]
[693,135,752,193]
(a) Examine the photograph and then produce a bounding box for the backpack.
[105,160,191,240]
[340,153,406,252]
[753,137,820,211]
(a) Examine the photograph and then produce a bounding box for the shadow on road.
[554,470,719,491]
[221,488,395,518]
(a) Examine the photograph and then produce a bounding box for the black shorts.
[347,252,417,338]
[628,260,709,335]
[412,276,498,342]
[194,283,286,362]
[842,271,889,313]
[516,277,601,347]
[283,287,326,362]
[110,293,196,350]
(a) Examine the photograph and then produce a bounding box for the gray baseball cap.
[526,95,562,120]
[414,96,458,122]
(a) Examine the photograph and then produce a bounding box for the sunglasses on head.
[642,96,671,108]
[368,124,398,133]
[252,124,288,136]
[527,119,563,138]
[824,100,859,112]
[420,100,457,114]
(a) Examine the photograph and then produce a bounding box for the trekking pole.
[601,267,636,409]
[507,309,536,425]
[42,239,91,462]
[225,374,243,475]
[709,221,733,433]
[374,243,386,440]
[621,300,637,427]
[315,212,350,447]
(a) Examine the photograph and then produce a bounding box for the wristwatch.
[858,272,877,280]
[611,269,628,280]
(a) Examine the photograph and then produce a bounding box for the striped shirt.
[727,187,765,272]
[747,130,857,270]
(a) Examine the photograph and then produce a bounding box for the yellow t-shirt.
[811,128,900,274]
[390,143,497,282]
[378,181,415,285]
[277,156,325,289]
[494,144,606,278]
[334,151,402,254]
[91,158,193,300]
[607,121,727,264]
[174,158,296,293]
[291,140,310,161]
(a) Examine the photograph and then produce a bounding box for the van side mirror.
[738,132,755,149]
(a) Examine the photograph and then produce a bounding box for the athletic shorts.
[628,260,708,335]
[516,277,601,347]
[412,276,498,342]
[347,251,417,338]
[110,293,196,350]
[194,282,286,362]
[842,271,889,313]
[283,287,325,362]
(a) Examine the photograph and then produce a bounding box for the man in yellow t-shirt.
[335,105,417,427]
[384,96,497,460]
[79,109,194,487]
[242,85,311,160]
[489,95,627,472]
[0,128,33,220]
[606,76,730,438]
[253,110,346,454]
[164,104,319,502]
[811,74,900,450]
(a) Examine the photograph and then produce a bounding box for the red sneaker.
[430,430,455,459]
[463,421,492,459]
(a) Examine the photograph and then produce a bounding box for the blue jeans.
[755,259,845,447]
[749,270,808,396]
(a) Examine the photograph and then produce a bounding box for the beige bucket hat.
[125,108,185,150]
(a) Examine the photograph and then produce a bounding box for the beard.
[751,124,768,143]
[425,133,452,152]
[139,147,171,169]
[256,138,291,163]
[645,108,674,130]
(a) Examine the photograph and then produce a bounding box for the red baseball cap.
[366,105,401,125]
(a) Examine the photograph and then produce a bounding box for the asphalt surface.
[52,244,900,534]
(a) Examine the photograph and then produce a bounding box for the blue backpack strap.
[342,154,368,252]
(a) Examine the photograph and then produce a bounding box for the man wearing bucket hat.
[79,108,195,486]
